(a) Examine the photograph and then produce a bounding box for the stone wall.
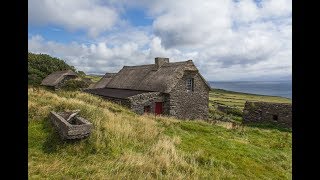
[243,101,292,127]
[101,96,131,108]
[169,72,209,120]
[91,92,167,115]
[128,92,169,115]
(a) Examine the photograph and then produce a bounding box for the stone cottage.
[85,57,211,120]
[243,101,292,127]
[41,70,78,90]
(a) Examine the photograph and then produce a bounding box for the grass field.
[28,87,291,179]
[210,89,291,109]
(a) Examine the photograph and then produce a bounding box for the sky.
[28,0,292,81]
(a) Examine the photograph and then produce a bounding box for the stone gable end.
[169,72,209,120]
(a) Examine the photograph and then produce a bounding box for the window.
[144,106,150,113]
[186,78,194,92]
[272,115,278,121]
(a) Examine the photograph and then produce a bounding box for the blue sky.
[28,0,292,81]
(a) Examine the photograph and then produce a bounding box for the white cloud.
[146,0,292,80]
[28,34,196,75]
[96,26,152,48]
[28,34,152,74]
[152,0,233,49]
[28,0,119,37]
[261,0,292,17]
[28,0,292,81]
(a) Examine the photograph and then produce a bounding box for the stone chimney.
[155,57,169,68]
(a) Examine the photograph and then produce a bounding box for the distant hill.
[28,52,77,85]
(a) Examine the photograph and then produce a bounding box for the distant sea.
[209,81,292,99]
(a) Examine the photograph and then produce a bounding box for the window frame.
[186,78,194,92]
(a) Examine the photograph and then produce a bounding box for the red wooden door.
[155,102,163,115]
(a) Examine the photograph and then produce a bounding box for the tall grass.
[28,88,195,178]
[28,87,291,179]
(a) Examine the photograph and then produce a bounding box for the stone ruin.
[243,101,292,128]
[50,110,93,140]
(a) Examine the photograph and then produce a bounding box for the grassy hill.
[28,52,77,85]
[28,87,291,179]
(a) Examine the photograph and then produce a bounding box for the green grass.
[28,87,291,179]
[210,89,291,109]
[85,75,102,83]
[162,121,291,179]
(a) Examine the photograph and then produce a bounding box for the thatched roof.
[106,60,210,93]
[41,70,77,86]
[88,73,117,89]
[84,88,151,99]
[82,78,94,84]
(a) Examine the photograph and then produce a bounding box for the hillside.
[28,87,291,179]
[28,52,77,85]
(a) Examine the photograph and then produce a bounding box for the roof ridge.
[124,64,155,68]
[123,60,192,69]
[162,61,191,66]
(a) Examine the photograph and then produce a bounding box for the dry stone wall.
[101,96,131,108]
[243,101,292,127]
[128,92,169,115]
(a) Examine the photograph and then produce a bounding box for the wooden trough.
[50,111,93,140]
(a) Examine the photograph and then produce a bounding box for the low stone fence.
[242,101,292,128]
